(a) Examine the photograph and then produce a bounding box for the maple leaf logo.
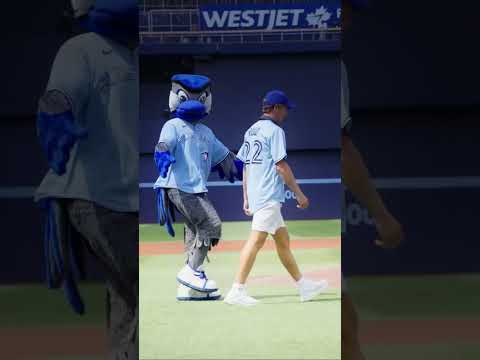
[306,6,332,29]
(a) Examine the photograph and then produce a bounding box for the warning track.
[4,318,479,359]
[140,237,340,255]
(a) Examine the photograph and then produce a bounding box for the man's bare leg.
[234,230,268,284]
[273,226,328,301]
[272,226,302,281]
[342,293,366,360]
[225,230,268,306]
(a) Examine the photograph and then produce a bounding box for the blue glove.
[156,188,175,237]
[40,199,85,315]
[212,156,244,183]
[154,151,176,178]
[234,159,244,181]
[212,162,233,183]
[37,111,88,175]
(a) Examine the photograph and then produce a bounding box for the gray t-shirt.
[35,32,139,212]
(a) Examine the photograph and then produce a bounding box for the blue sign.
[199,1,341,31]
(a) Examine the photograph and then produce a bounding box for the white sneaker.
[176,284,222,301]
[176,265,218,293]
[299,279,328,302]
[224,286,259,306]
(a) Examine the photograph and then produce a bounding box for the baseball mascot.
[154,74,242,301]
[35,1,138,358]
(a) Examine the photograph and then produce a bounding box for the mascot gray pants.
[66,200,138,360]
[166,188,221,270]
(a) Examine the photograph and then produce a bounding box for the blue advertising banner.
[199,1,341,31]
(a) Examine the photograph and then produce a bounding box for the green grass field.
[5,218,479,360]
[140,220,341,360]
[347,274,480,360]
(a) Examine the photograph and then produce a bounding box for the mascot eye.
[177,90,188,103]
[198,91,209,104]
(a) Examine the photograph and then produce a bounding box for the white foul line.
[139,178,341,188]
[2,177,480,199]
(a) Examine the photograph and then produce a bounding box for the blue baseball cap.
[263,90,295,110]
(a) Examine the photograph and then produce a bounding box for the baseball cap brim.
[285,101,296,110]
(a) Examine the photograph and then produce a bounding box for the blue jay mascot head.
[169,74,213,122]
[70,0,138,45]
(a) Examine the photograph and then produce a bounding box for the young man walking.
[224,90,328,306]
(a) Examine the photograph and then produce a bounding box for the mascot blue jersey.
[35,32,139,212]
[154,118,229,194]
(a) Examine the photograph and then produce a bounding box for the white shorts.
[251,202,285,235]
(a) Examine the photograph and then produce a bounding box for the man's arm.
[276,160,309,209]
[242,165,251,215]
[342,134,404,248]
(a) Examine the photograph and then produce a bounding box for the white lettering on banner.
[201,9,306,29]
[291,9,305,26]
[256,10,270,27]
[346,203,374,226]
[285,190,297,200]
[241,10,256,27]
[228,10,241,27]
[276,10,289,27]
[202,11,229,28]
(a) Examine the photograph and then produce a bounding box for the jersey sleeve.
[158,121,177,151]
[46,38,91,114]
[270,127,287,163]
[236,137,248,162]
[211,135,230,166]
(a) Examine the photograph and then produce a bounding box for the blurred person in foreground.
[341,0,405,359]
[35,1,139,358]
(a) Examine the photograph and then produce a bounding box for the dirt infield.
[361,318,480,344]
[4,318,479,359]
[0,326,106,359]
[140,237,340,255]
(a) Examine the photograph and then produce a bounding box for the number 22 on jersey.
[241,140,263,165]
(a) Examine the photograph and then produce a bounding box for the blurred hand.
[243,199,252,216]
[296,193,310,209]
[374,213,404,249]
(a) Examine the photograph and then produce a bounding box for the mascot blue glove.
[212,153,244,183]
[37,111,88,175]
[234,159,244,181]
[154,143,176,236]
[154,150,176,178]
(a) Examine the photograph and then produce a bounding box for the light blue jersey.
[35,33,139,212]
[154,118,229,193]
[237,118,287,213]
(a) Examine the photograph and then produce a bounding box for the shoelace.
[195,270,208,280]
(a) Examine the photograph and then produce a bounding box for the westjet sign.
[199,1,341,31]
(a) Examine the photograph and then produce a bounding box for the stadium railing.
[140,28,340,45]
[141,0,301,11]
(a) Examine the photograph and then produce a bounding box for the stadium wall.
[140,52,342,223]
[343,110,480,275]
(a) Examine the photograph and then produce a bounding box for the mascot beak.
[176,100,207,122]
